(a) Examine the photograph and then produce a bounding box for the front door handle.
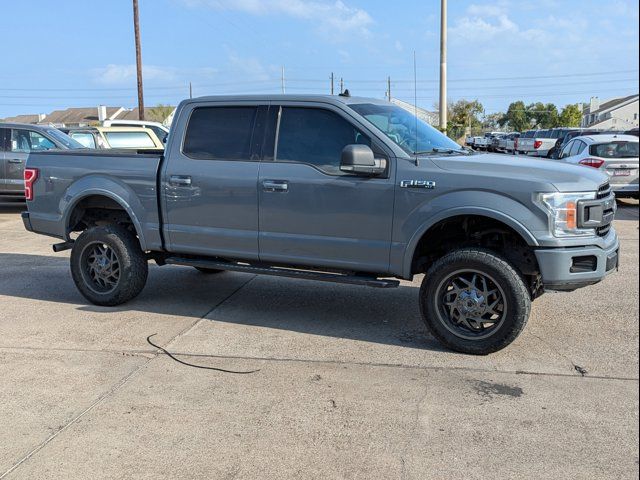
[169,175,192,186]
[8,158,23,164]
[262,180,288,192]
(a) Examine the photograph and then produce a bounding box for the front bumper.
[534,232,620,291]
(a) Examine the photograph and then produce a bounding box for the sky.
[1,0,638,118]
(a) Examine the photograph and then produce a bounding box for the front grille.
[597,224,611,237]
[596,183,611,199]
[596,183,614,237]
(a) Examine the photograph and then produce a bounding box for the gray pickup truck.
[22,94,619,354]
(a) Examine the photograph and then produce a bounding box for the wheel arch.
[403,207,539,279]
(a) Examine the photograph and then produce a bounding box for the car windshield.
[348,103,464,155]
[590,141,639,158]
[45,128,85,149]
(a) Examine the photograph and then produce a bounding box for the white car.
[102,119,169,143]
[557,134,639,198]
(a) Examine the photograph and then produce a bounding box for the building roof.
[0,114,43,124]
[38,107,122,125]
[390,98,439,125]
[589,94,638,115]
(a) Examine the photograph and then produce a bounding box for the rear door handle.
[8,158,23,164]
[169,175,192,186]
[262,180,288,192]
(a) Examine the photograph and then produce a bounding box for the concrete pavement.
[0,198,638,479]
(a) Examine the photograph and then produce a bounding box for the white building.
[581,94,639,130]
[390,98,439,126]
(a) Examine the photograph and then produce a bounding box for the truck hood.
[430,153,608,192]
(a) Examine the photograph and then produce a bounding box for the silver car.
[557,134,639,198]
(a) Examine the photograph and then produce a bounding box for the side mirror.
[340,144,386,176]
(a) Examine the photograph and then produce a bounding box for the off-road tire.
[419,248,531,355]
[70,224,148,306]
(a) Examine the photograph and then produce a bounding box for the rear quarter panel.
[26,151,162,250]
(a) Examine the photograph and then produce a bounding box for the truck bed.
[25,149,163,250]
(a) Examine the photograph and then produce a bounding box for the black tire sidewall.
[420,249,531,355]
[70,225,148,306]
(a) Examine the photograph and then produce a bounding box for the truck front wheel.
[70,225,148,306]
[419,248,531,354]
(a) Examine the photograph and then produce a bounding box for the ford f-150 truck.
[22,94,619,354]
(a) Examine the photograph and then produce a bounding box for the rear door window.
[183,106,257,160]
[568,140,582,157]
[11,129,56,152]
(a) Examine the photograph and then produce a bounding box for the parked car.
[497,132,520,153]
[471,132,503,151]
[557,134,638,198]
[59,127,107,149]
[22,94,619,355]
[514,130,536,154]
[624,127,639,137]
[102,119,169,143]
[489,133,507,152]
[0,122,84,198]
[517,129,559,157]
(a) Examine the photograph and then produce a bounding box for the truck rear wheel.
[419,248,530,355]
[70,225,148,306]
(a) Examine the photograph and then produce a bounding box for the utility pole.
[132,0,145,120]
[330,72,334,95]
[281,66,286,94]
[189,82,193,99]
[340,77,344,94]
[387,76,392,101]
[439,0,447,132]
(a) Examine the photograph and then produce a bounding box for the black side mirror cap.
[340,144,386,176]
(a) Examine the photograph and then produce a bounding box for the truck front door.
[161,103,264,260]
[258,104,395,273]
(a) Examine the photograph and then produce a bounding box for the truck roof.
[183,94,391,107]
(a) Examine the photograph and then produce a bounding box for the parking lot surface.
[0,198,638,479]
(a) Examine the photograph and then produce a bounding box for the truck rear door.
[161,102,262,260]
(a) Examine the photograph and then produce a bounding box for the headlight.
[534,192,596,238]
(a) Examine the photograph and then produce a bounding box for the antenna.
[413,51,419,164]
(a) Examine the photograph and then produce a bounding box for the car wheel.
[70,224,148,306]
[419,248,531,354]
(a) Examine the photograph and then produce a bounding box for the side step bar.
[164,257,400,289]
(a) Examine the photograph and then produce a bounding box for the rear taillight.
[579,158,605,169]
[533,140,543,149]
[24,168,39,200]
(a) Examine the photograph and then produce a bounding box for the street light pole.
[439,0,447,132]
[133,0,145,120]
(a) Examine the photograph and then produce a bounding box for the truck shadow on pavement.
[0,252,444,351]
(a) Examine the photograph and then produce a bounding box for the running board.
[164,257,399,289]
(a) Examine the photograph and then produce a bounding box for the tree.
[527,102,559,128]
[147,104,174,123]
[501,101,529,132]
[482,112,505,131]
[443,99,484,139]
[559,104,583,127]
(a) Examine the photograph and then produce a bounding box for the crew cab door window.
[276,107,370,175]
[11,129,56,152]
[183,107,257,160]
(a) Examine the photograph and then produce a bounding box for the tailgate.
[603,158,639,184]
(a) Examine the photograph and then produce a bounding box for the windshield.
[348,103,464,154]
[46,128,85,149]
[590,141,639,158]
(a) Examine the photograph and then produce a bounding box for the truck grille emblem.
[400,180,436,189]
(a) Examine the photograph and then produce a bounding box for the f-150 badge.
[400,180,436,189]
